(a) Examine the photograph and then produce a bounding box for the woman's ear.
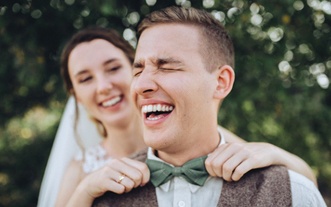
[70,89,81,103]
[213,65,235,99]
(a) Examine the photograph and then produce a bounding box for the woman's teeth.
[102,96,121,107]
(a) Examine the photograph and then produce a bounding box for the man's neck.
[155,129,221,166]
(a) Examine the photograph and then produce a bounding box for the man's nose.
[132,69,158,96]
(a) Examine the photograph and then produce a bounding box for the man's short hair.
[138,6,234,71]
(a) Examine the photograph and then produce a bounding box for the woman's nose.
[97,77,113,95]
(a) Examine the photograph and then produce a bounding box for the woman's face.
[68,39,134,128]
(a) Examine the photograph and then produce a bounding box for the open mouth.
[142,104,174,121]
[101,95,122,107]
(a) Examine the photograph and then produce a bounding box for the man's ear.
[213,65,235,99]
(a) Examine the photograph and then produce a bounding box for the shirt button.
[178,201,186,207]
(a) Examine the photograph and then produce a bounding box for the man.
[93,6,326,206]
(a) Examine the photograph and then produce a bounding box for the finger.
[100,163,135,194]
[92,164,134,195]
[116,173,126,184]
[206,150,223,177]
[107,170,137,194]
[206,144,230,176]
[117,174,135,193]
[222,151,248,181]
[206,144,238,178]
[121,157,150,187]
[223,146,253,181]
[207,144,229,161]
[231,157,264,181]
[231,160,252,181]
[109,159,141,183]
[205,160,217,177]
[103,178,126,194]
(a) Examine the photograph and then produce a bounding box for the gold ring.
[117,174,125,183]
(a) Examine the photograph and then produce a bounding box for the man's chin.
[144,138,166,151]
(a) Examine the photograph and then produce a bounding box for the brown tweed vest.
[93,149,292,207]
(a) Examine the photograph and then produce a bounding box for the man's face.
[131,24,219,155]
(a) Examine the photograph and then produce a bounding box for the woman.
[38,26,316,207]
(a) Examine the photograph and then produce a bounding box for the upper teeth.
[142,104,174,113]
[102,96,121,107]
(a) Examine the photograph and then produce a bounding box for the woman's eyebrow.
[103,58,118,66]
[74,69,89,77]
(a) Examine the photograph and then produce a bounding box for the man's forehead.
[137,24,200,45]
[136,34,199,56]
[134,24,201,65]
[135,41,175,63]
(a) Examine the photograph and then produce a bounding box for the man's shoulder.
[288,169,315,189]
[220,166,292,206]
[93,182,157,207]
[244,165,289,183]
[289,170,327,207]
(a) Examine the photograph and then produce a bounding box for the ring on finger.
[117,174,126,184]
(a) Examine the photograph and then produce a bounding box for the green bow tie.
[146,155,209,187]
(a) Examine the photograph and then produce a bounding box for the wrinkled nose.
[132,69,158,96]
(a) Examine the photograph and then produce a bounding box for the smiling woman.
[38,27,148,207]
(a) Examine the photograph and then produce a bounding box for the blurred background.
[0,0,330,206]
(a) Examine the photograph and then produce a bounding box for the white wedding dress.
[37,96,104,207]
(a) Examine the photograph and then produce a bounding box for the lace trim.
[75,144,112,174]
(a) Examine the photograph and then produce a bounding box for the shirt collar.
[147,129,225,192]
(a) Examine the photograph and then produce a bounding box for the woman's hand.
[205,142,282,181]
[65,158,150,207]
[214,126,317,185]
[80,157,149,197]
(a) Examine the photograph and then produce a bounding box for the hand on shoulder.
[205,142,279,181]
[78,157,150,198]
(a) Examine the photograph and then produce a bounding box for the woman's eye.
[107,66,121,72]
[78,76,92,83]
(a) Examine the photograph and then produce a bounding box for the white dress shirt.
[147,130,225,207]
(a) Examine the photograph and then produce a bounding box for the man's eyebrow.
[132,57,183,68]
[156,58,183,66]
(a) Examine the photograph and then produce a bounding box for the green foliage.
[0,0,330,206]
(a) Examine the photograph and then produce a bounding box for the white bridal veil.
[37,96,101,207]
